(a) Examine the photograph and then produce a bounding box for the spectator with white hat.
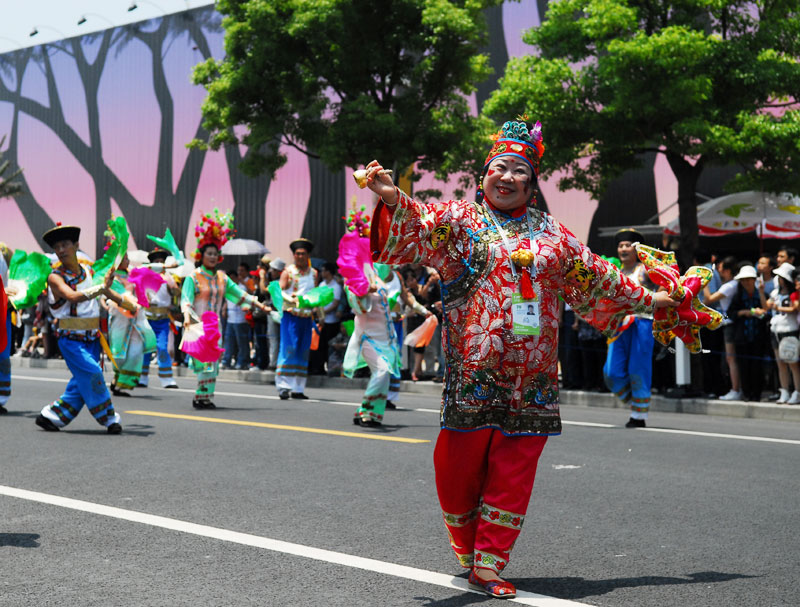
[765,262,800,404]
[727,265,769,401]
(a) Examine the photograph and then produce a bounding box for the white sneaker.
[777,389,790,404]
[719,390,742,401]
[788,391,800,405]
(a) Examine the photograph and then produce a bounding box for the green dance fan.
[7,250,51,310]
[298,284,334,309]
[93,216,130,285]
[147,227,185,265]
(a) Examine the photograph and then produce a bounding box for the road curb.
[12,356,800,423]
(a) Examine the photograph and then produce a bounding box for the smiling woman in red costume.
[365,118,679,598]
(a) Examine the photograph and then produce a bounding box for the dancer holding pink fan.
[181,210,269,409]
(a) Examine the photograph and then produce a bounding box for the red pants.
[434,428,548,574]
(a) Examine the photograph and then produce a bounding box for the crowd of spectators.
[558,244,800,404]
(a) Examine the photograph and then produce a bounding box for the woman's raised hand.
[364,160,397,206]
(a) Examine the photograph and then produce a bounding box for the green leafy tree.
[0,135,22,199]
[482,0,800,266]
[191,0,503,190]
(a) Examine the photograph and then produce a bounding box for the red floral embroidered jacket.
[371,190,655,435]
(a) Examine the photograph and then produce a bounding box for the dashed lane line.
[0,484,591,607]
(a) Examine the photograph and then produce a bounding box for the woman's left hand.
[653,290,681,309]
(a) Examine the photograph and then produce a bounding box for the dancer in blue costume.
[35,224,136,434]
[276,238,320,400]
[603,229,656,428]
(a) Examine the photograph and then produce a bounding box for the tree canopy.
[482,0,800,265]
[191,0,503,181]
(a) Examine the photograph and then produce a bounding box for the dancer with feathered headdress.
[180,210,270,409]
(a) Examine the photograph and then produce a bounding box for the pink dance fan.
[180,311,224,363]
[337,206,373,296]
[127,267,165,307]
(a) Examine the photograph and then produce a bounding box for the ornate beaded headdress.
[484,117,545,176]
[194,209,234,262]
[478,116,545,208]
[343,205,371,238]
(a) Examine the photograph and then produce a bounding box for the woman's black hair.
[778,274,795,293]
[195,243,219,267]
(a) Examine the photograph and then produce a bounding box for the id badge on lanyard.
[483,203,541,335]
[512,286,540,335]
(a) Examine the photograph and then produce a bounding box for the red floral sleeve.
[370,189,464,269]
[556,221,654,335]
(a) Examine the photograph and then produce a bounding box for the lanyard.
[482,203,536,281]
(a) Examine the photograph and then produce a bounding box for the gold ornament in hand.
[353,168,393,189]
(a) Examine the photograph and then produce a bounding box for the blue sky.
[0,0,214,52]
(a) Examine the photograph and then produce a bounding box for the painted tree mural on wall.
[0,7,275,257]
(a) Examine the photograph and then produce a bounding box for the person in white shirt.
[765,263,800,404]
[704,257,742,400]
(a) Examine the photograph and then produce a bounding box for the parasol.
[220,239,269,256]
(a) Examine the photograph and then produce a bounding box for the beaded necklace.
[482,202,537,299]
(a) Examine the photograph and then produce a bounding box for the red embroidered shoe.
[468,570,516,599]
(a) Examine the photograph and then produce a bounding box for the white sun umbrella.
[220,238,270,256]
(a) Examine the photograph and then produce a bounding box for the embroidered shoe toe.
[468,571,516,599]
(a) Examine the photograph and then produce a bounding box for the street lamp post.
[77,13,117,28]
[29,25,68,39]
[127,1,168,15]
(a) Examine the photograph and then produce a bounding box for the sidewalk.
[12,356,800,423]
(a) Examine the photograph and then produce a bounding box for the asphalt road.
[2,366,798,606]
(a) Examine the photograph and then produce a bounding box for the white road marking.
[12,374,798,445]
[639,427,800,445]
[0,484,590,607]
[11,374,69,383]
[563,421,615,428]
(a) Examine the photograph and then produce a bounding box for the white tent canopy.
[664,191,800,238]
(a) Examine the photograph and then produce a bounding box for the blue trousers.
[276,314,312,393]
[393,320,403,346]
[142,319,175,386]
[40,338,120,428]
[0,313,11,407]
[603,318,654,419]
[222,321,251,369]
